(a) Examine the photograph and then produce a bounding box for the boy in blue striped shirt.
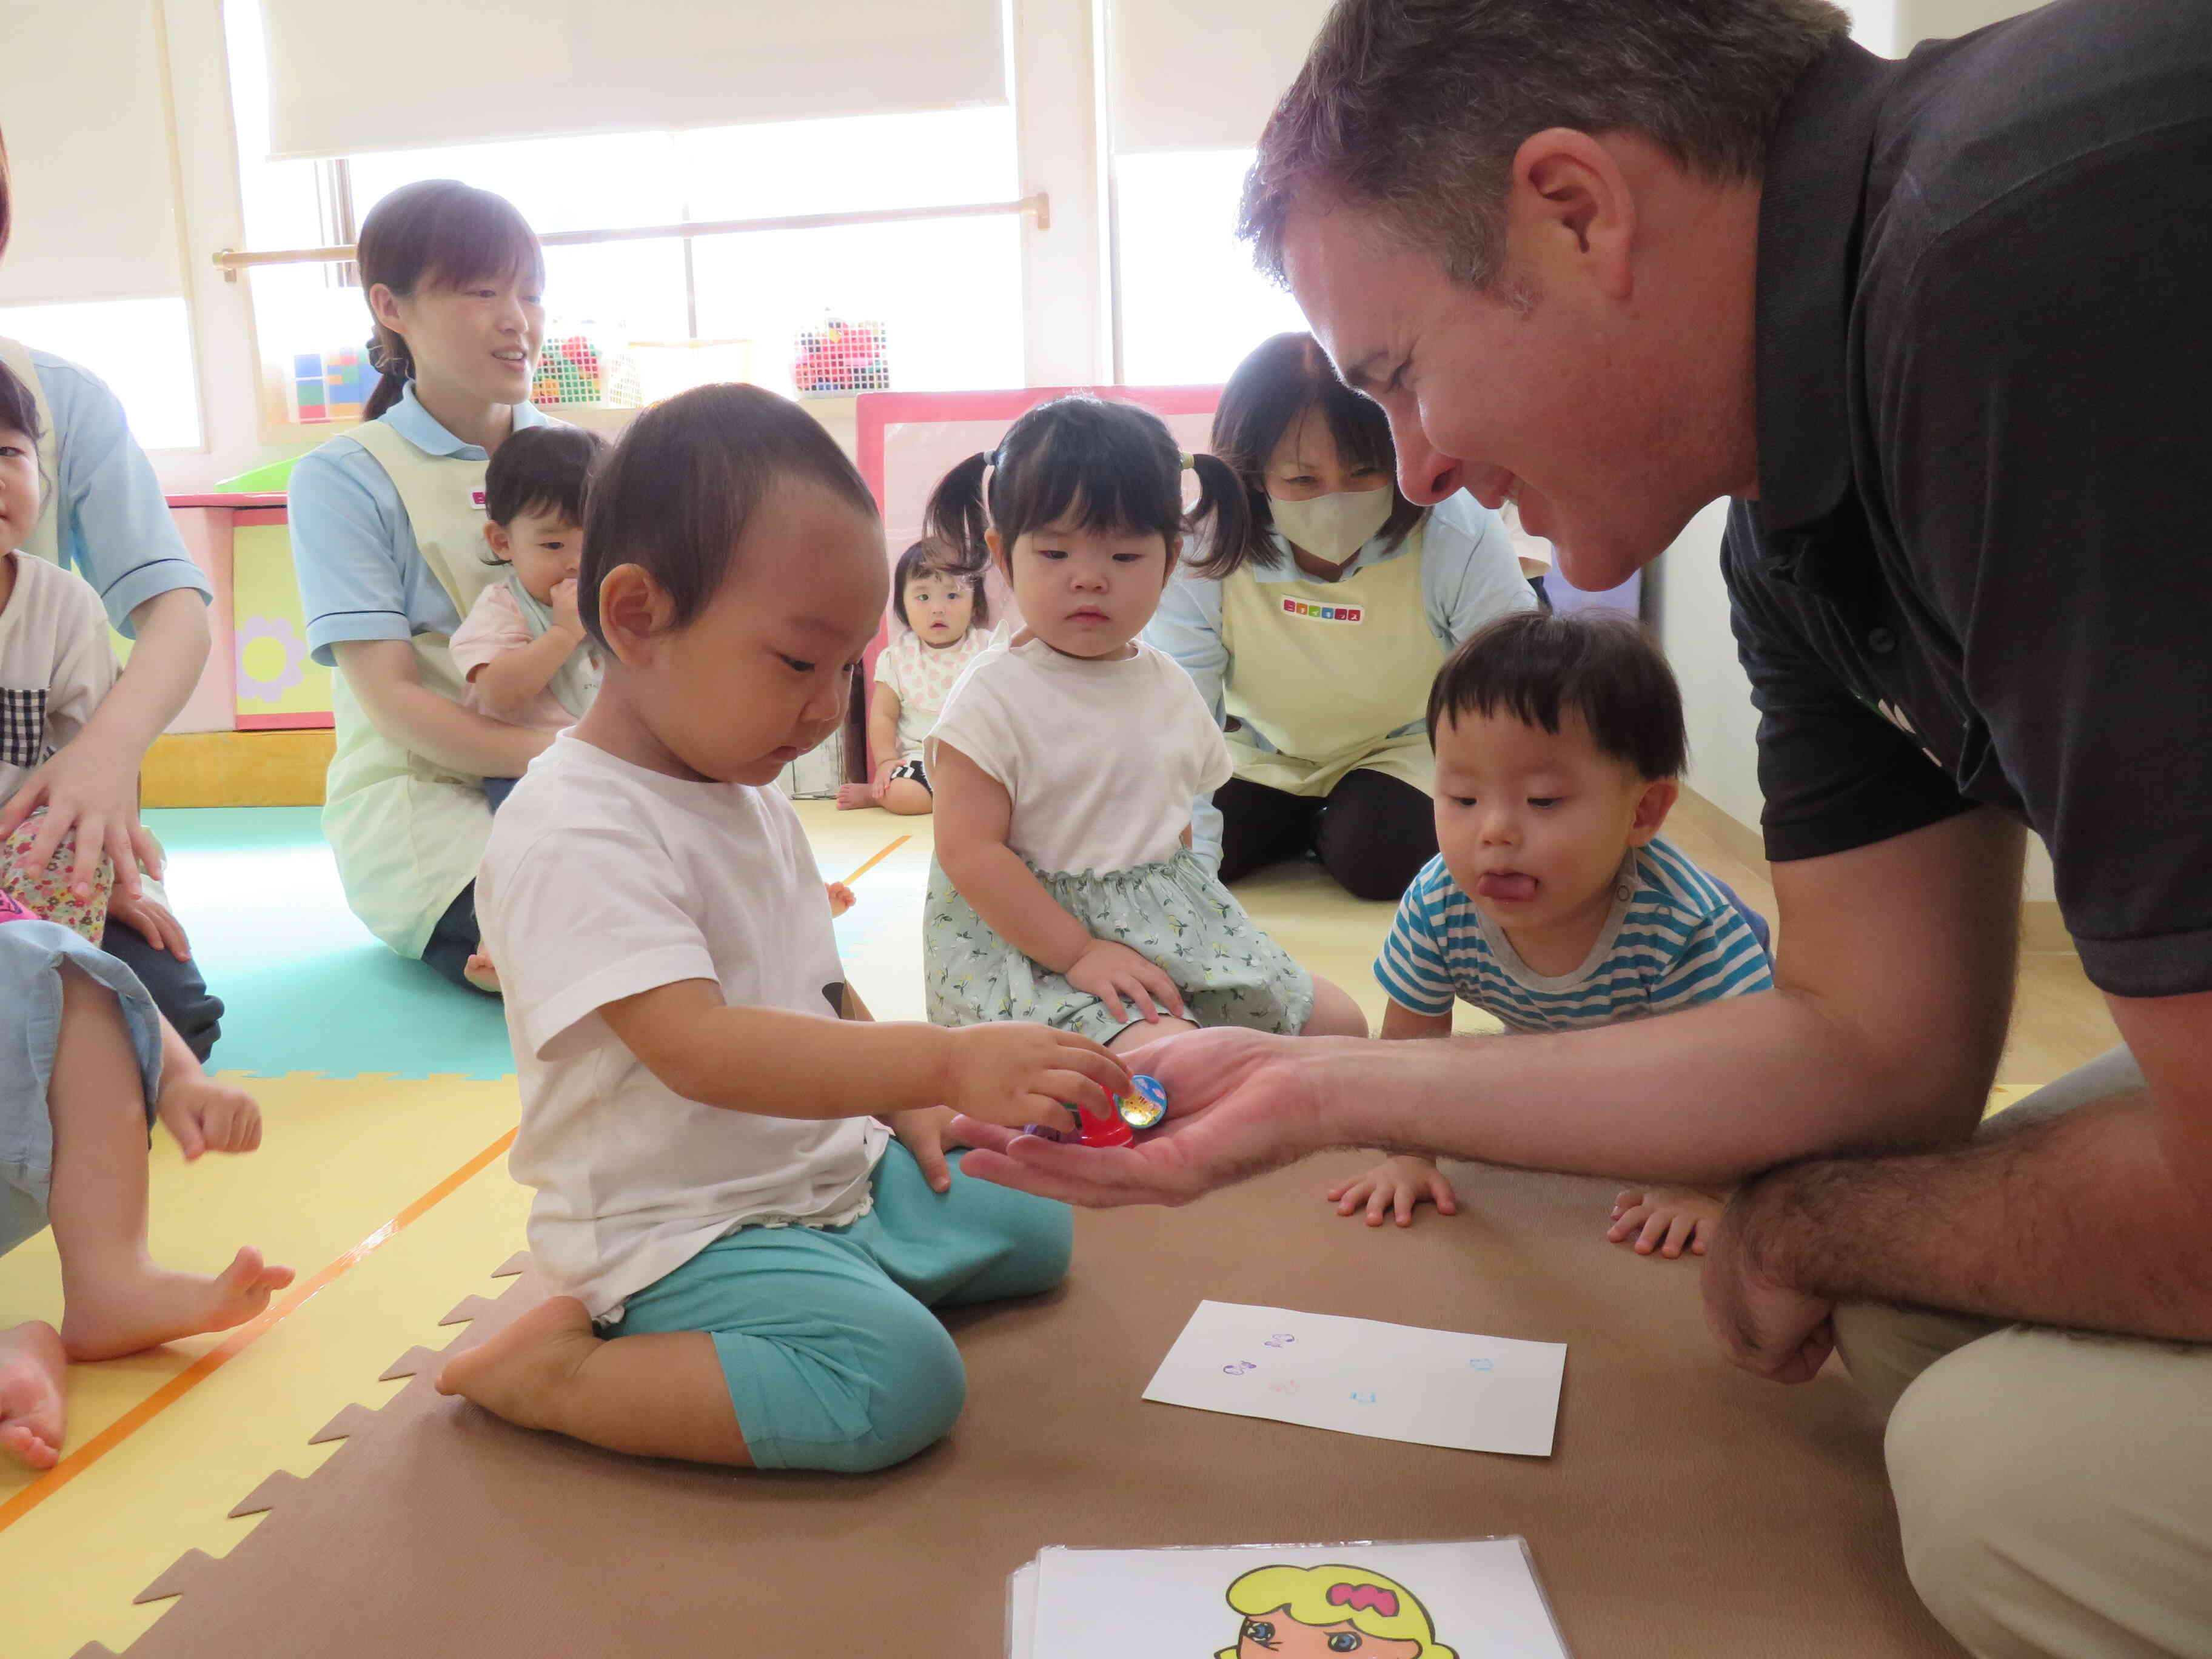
[1338,611,1773,1255]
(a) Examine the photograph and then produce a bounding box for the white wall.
[1897,0,2040,45]
[1646,501,1765,834]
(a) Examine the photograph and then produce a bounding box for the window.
[0,297,202,451]
[223,1,1025,423]
[1114,148,1306,387]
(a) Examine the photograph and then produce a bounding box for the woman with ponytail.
[1147,332,1533,902]
[0,127,226,1056]
[288,181,563,990]
[920,394,1367,1056]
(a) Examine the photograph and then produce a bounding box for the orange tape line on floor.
[0,1126,518,1534]
[842,834,910,887]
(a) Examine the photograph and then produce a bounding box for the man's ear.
[1626,776,1680,845]
[594,563,671,666]
[1509,127,1639,303]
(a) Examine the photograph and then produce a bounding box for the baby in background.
[836,539,999,816]
[449,423,609,813]
[437,383,1126,1474]
[1340,609,1774,1255]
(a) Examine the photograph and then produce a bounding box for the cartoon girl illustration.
[1215,1564,1458,1658]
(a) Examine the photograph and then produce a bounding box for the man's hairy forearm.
[1735,1093,2212,1339]
[1307,982,1988,1185]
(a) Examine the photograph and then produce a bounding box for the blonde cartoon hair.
[1216,1564,1457,1658]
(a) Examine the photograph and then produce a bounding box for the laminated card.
[1142,1300,1566,1456]
[1011,1537,1572,1658]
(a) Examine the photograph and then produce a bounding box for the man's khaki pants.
[1833,1048,2212,1658]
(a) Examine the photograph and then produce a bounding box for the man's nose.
[1390,412,1463,506]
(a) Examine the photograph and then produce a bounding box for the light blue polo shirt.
[24,348,212,634]
[289,385,552,668]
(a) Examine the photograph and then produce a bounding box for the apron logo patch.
[469,488,488,511]
[1281,598,1362,623]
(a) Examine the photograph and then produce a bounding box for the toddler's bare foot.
[437,1296,600,1433]
[833,783,876,811]
[464,952,501,994]
[0,1321,68,1470]
[59,1247,297,1362]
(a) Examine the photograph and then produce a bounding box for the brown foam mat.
[85,1158,1960,1657]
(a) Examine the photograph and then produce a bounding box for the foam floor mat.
[146,808,513,1081]
[85,1159,1962,1658]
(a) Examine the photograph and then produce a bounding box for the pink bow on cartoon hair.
[1329,1584,1399,1619]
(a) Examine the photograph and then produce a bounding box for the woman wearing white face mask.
[1147,332,1535,900]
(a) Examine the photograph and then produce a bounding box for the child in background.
[437,384,1127,1473]
[450,423,608,812]
[1338,611,1773,1252]
[921,395,1369,1055]
[835,540,997,816]
[0,365,199,997]
[0,896,288,1471]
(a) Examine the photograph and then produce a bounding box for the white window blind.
[1108,0,1332,155]
[0,0,183,306]
[257,0,1010,161]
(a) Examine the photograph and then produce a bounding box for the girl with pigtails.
[921,395,1368,1057]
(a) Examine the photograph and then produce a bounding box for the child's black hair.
[0,357,41,446]
[921,394,1250,580]
[355,179,545,421]
[891,538,988,631]
[484,424,606,538]
[1198,331,1422,578]
[578,382,880,649]
[1427,609,1688,781]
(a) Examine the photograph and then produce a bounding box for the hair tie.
[1180,452,1195,471]
[366,333,411,380]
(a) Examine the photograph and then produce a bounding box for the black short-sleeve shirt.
[1728,0,2212,998]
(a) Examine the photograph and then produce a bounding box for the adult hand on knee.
[952,1027,1342,1208]
[1701,1195,1837,1384]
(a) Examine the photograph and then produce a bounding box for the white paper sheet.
[1005,1560,1038,1659]
[1142,1299,1566,1456]
[1016,1538,1572,1658]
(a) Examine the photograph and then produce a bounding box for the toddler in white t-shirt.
[834,539,1000,816]
[920,395,1369,1054]
[436,384,1127,1475]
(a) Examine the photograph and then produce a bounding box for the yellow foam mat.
[0,1074,528,1659]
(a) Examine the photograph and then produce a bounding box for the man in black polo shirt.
[949,2,2212,1651]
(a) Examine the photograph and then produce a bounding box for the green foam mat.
[145,806,515,1081]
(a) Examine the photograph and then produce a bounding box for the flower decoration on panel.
[236,615,308,700]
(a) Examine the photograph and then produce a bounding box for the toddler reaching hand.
[437,385,1127,1473]
[1339,611,1774,1253]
